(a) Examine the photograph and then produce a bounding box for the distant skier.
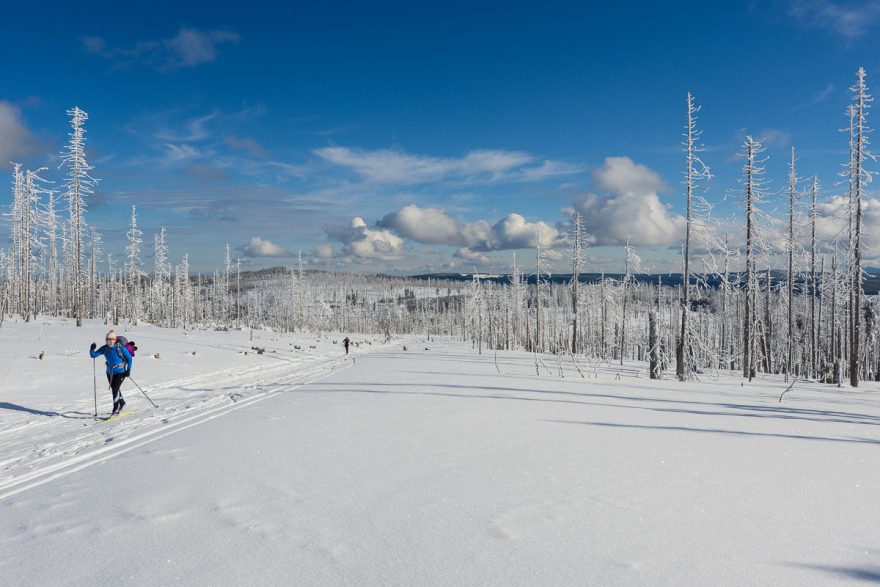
[343,337,350,354]
[89,330,132,415]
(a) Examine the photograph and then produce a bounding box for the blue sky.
[2,0,880,273]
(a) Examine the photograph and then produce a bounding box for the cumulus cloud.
[0,101,39,163]
[310,244,335,259]
[323,217,404,259]
[573,156,684,247]
[240,236,291,257]
[486,213,562,252]
[814,195,880,259]
[314,146,579,184]
[377,204,564,258]
[453,247,489,263]
[592,155,667,194]
[83,27,240,71]
[378,205,461,244]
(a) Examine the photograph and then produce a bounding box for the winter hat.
[106,330,117,341]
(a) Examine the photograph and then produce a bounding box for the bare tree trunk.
[810,177,818,378]
[763,267,773,373]
[787,149,796,377]
[743,139,756,380]
[649,311,660,379]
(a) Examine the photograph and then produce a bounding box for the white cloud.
[573,156,684,247]
[518,159,583,181]
[760,129,792,150]
[240,236,291,257]
[592,156,667,194]
[226,136,268,158]
[155,112,217,142]
[377,204,564,258]
[323,217,404,260]
[166,28,240,68]
[0,101,39,163]
[733,127,791,150]
[314,146,579,184]
[789,0,880,40]
[796,83,835,110]
[310,244,335,259]
[161,143,205,165]
[453,247,489,263]
[815,195,880,259]
[485,213,562,252]
[378,205,461,244]
[83,27,240,72]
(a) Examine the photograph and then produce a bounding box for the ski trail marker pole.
[128,377,158,408]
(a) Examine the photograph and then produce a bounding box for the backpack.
[114,335,138,369]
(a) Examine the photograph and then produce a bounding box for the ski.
[94,410,135,422]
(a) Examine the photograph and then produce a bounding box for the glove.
[125,370,131,378]
[90,342,97,351]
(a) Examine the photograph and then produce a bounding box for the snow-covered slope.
[1,319,879,585]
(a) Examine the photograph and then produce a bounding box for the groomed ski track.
[0,348,368,501]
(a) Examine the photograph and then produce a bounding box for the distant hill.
[223,265,880,296]
[409,269,880,295]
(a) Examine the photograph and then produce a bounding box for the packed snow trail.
[0,319,384,500]
[3,333,880,585]
[0,352,357,501]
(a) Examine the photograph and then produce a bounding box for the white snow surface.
[1,318,880,585]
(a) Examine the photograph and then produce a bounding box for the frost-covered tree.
[809,176,819,377]
[509,252,525,350]
[154,228,169,282]
[678,93,710,380]
[21,168,51,320]
[174,253,191,328]
[740,136,769,380]
[152,227,170,323]
[126,205,143,323]
[59,107,97,327]
[620,239,641,365]
[45,188,59,315]
[224,243,232,321]
[533,228,551,353]
[786,147,799,377]
[848,67,872,387]
[7,164,24,316]
[88,228,102,319]
[569,212,585,354]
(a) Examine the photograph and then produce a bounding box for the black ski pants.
[106,372,126,407]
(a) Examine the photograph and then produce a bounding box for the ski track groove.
[0,346,386,502]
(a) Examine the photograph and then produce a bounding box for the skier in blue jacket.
[89,330,132,414]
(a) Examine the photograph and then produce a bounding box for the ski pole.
[127,377,158,408]
[92,358,98,417]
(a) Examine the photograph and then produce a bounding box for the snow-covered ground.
[2,319,879,585]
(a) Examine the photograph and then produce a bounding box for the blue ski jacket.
[90,343,133,375]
